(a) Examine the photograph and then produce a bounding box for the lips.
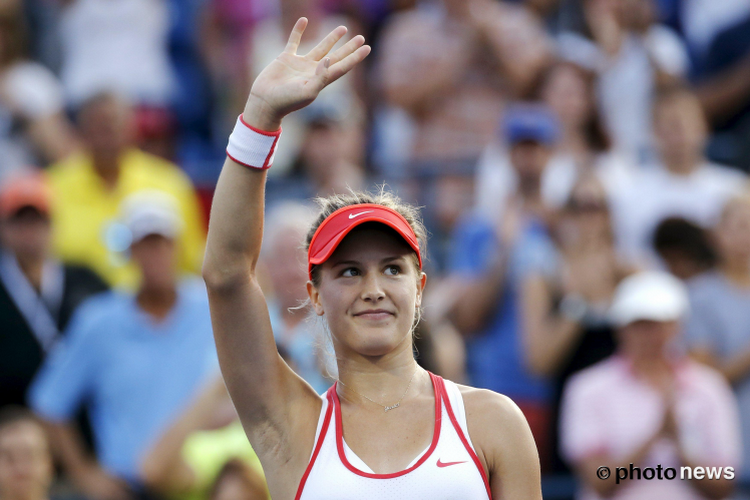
[354,309,395,320]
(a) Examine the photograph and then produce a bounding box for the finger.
[284,17,308,54]
[306,25,347,61]
[326,45,371,84]
[328,35,365,66]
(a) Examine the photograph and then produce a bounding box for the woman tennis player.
[202,18,542,500]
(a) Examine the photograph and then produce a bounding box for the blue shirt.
[450,213,558,403]
[29,279,218,482]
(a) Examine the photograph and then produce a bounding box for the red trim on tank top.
[332,371,443,479]
[294,391,334,500]
[436,377,493,499]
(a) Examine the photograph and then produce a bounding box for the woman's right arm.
[201,17,369,468]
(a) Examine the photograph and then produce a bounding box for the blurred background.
[2,0,750,499]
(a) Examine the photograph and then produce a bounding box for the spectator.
[268,101,365,203]
[560,271,741,500]
[0,407,53,500]
[29,191,217,500]
[475,103,561,223]
[0,5,78,183]
[612,86,747,265]
[47,92,205,289]
[57,0,175,109]
[202,0,276,139]
[141,378,266,500]
[379,0,550,165]
[520,175,631,471]
[695,12,750,171]
[208,460,268,500]
[477,64,634,216]
[685,193,750,487]
[652,217,716,281]
[558,0,689,162]
[377,0,551,238]
[0,173,107,409]
[445,105,560,468]
[293,102,365,197]
[260,202,334,394]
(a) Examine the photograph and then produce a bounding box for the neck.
[16,252,45,290]
[721,258,750,287]
[92,152,122,189]
[137,284,177,321]
[519,178,542,201]
[336,340,425,406]
[663,154,700,176]
[629,355,672,380]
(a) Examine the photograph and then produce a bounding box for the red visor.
[307,203,422,279]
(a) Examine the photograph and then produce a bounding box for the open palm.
[247,18,370,121]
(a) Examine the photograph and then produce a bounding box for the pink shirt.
[560,355,741,500]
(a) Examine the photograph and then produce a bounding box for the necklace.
[337,366,418,412]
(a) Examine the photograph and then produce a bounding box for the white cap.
[609,271,690,328]
[120,190,182,244]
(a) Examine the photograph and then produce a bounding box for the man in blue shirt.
[446,105,560,469]
[29,191,217,500]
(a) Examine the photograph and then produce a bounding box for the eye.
[384,265,401,276]
[341,267,360,277]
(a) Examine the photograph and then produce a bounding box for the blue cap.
[504,104,560,145]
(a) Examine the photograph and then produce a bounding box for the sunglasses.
[568,200,608,213]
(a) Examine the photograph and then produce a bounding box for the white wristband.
[226,114,281,170]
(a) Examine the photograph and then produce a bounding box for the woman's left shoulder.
[456,385,528,434]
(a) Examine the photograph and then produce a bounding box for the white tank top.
[295,373,492,499]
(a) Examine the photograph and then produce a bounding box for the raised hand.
[243,18,370,131]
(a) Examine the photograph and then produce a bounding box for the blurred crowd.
[2,0,750,499]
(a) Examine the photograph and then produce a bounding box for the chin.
[347,326,410,358]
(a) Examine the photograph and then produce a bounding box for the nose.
[360,270,385,302]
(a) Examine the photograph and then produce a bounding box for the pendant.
[384,403,400,412]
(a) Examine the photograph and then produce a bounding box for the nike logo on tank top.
[295,373,492,499]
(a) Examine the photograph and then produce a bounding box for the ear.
[415,272,427,307]
[306,281,325,316]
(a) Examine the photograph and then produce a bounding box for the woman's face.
[558,178,611,247]
[717,201,750,263]
[542,65,591,131]
[308,226,425,359]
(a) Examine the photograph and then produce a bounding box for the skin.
[0,209,51,290]
[202,18,541,500]
[653,92,708,176]
[76,95,136,189]
[0,421,53,500]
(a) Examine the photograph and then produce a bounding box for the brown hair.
[305,187,428,287]
[532,61,612,153]
[0,406,43,433]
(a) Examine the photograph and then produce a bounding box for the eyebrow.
[329,255,406,268]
